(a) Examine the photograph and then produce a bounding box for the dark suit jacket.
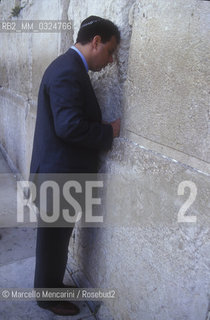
[30,48,113,174]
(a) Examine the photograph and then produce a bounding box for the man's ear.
[92,35,102,50]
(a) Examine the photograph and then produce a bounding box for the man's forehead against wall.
[74,15,121,72]
[77,15,120,45]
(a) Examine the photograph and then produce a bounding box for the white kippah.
[81,20,101,28]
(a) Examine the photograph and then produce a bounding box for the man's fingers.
[110,118,121,138]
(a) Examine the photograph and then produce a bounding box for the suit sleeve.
[48,73,113,151]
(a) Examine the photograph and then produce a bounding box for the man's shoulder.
[46,49,85,76]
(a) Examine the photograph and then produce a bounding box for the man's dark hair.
[76,16,120,45]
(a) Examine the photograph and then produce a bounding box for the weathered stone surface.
[0,0,72,177]
[124,0,210,164]
[71,138,210,320]
[73,224,209,320]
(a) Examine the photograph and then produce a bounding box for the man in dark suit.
[30,16,121,316]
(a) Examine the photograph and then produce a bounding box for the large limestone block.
[0,0,71,99]
[0,0,72,177]
[0,1,33,96]
[71,138,210,320]
[0,88,29,177]
[0,31,31,96]
[124,0,210,163]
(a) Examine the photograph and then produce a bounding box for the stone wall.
[0,0,72,176]
[0,0,209,319]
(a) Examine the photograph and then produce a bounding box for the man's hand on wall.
[110,118,121,138]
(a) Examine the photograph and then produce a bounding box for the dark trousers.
[31,173,82,306]
[32,174,74,287]
[34,226,73,289]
